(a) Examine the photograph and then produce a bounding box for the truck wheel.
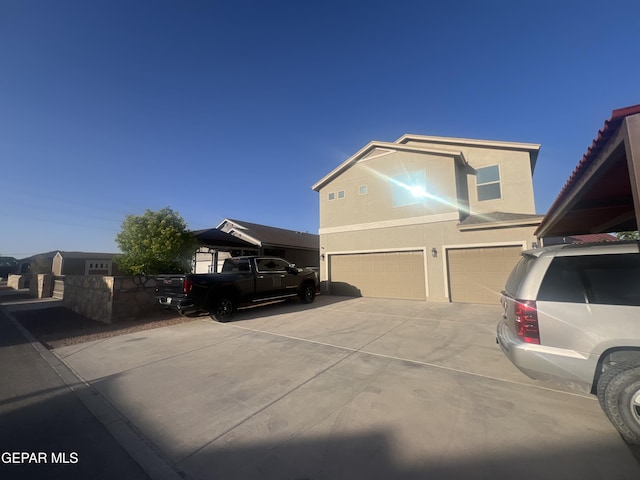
[599,362,640,444]
[299,283,316,304]
[210,298,236,323]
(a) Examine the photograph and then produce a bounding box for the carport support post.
[623,113,640,232]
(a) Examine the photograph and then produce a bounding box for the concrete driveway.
[55,296,640,479]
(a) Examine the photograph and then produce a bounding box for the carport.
[536,104,640,239]
[191,228,258,273]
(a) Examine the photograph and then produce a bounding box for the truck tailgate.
[155,275,187,296]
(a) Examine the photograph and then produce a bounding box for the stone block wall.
[7,274,32,289]
[62,275,158,324]
[63,275,114,324]
[110,276,158,323]
[29,274,54,298]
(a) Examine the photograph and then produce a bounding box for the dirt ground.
[13,307,203,349]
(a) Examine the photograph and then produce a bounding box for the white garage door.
[329,251,426,300]
[447,245,523,304]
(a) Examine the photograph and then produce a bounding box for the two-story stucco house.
[312,134,543,304]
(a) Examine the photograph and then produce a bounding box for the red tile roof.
[568,233,618,243]
[546,104,640,218]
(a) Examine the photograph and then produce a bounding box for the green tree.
[115,207,196,275]
[615,231,639,241]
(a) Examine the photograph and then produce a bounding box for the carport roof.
[535,104,640,238]
[191,228,257,249]
[217,219,320,250]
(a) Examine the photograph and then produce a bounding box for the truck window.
[256,258,289,272]
[222,258,251,273]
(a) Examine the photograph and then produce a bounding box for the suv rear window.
[538,253,640,306]
[504,255,536,296]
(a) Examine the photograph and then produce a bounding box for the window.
[476,165,501,201]
[538,254,640,306]
[537,258,586,303]
[338,190,345,199]
[256,258,290,272]
[222,258,251,272]
[359,185,368,195]
[580,254,640,306]
[392,170,427,207]
[328,192,335,201]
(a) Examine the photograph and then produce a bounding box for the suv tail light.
[514,300,540,344]
[183,278,193,294]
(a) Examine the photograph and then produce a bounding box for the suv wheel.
[209,298,236,323]
[598,362,640,444]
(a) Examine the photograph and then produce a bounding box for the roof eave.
[395,134,541,152]
[458,217,543,232]
[397,134,541,173]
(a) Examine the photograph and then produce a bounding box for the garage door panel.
[330,251,426,300]
[448,246,522,305]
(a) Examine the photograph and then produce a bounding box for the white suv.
[496,241,640,444]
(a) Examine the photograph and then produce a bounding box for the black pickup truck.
[155,256,319,322]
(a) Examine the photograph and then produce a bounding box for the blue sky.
[1,0,639,258]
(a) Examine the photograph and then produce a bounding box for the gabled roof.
[312,141,467,192]
[396,134,541,173]
[217,219,319,250]
[18,251,58,262]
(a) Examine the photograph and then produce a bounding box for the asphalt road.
[0,306,153,480]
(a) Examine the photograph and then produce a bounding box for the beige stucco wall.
[52,253,63,276]
[400,139,536,215]
[319,150,461,230]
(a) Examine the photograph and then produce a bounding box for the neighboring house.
[193,219,320,273]
[543,233,619,246]
[312,134,543,304]
[17,251,57,274]
[52,251,122,275]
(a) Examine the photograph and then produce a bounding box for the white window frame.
[476,164,501,201]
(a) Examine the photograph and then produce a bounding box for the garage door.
[329,251,426,300]
[447,245,522,304]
